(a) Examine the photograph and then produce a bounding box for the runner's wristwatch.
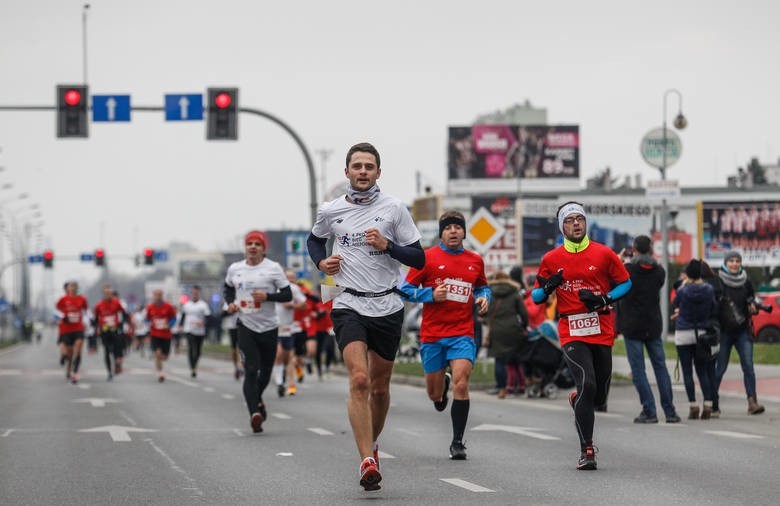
[385,240,395,252]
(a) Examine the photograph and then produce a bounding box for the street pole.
[82,4,90,85]
[660,88,684,339]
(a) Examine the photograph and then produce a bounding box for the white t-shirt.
[276,283,307,336]
[224,258,290,334]
[182,299,212,336]
[132,311,149,336]
[311,192,422,317]
[222,302,238,331]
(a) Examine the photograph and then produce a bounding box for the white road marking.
[595,412,623,419]
[271,413,291,420]
[73,398,121,408]
[79,425,157,442]
[705,430,765,440]
[221,393,235,400]
[203,387,216,393]
[440,478,494,493]
[118,410,138,427]
[145,438,204,497]
[165,375,199,388]
[0,369,22,375]
[472,423,561,441]
[1,429,14,437]
[378,451,395,459]
[232,429,243,437]
[396,428,421,437]
[77,383,91,390]
[308,427,334,436]
[504,398,568,412]
[276,452,294,457]
[0,344,24,357]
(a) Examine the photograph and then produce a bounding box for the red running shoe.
[250,412,264,433]
[577,445,598,470]
[359,457,381,491]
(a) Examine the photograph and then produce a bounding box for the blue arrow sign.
[164,94,203,121]
[80,253,94,262]
[28,255,44,264]
[93,95,131,122]
[153,250,169,262]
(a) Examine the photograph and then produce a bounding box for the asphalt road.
[1,331,779,505]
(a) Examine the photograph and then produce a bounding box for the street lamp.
[660,89,687,339]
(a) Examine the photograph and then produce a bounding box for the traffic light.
[94,249,105,267]
[57,85,88,138]
[206,87,238,140]
[43,250,54,268]
[144,248,154,265]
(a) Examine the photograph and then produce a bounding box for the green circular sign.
[640,127,682,169]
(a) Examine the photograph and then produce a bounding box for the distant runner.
[54,281,88,384]
[146,289,177,383]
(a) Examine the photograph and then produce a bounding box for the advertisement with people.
[700,200,780,266]
[448,125,579,181]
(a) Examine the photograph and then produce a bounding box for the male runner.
[224,230,292,433]
[131,308,150,358]
[399,211,490,460]
[54,281,88,384]
[307,142,424,491]
[181,285,212,378]
[532,202,631,470]
[146,290,177,383]
[273,270,307,397]
[222,302,242,380]
[93,284,128,381]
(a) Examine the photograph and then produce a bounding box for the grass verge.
[612,337,780,365]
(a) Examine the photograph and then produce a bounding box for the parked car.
[752,292,780,343]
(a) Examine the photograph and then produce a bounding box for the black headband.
[439,216,466,238]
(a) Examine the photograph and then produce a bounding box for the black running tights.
[187,334,205,370]
[237,323,278,415]
[562,341,612,448]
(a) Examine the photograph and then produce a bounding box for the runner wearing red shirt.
[400,211,490,460]
[55,281,88,384]
[532,202,631,471]
[146,289,177,383]
[93,284,128,381]
[312,298,335,379]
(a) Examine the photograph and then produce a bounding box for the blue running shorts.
[420,336,476,374]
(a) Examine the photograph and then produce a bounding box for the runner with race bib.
[532,201,631,471]
[399,211,490,460]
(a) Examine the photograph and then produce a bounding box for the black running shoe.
[258,403,267,422]
[250,412,264,433]
[277,384,286,398]
[449,440,467,460]
[577,446,598,470]
[434,372,451,412]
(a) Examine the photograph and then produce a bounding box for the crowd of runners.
[51,142,771,492]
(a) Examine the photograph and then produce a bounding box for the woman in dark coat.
[484,271,528,398]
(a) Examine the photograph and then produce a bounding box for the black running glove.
[537,269,564,296]
[578,289,612,312]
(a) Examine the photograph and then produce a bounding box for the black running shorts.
[151,337,172,356]
[293,332,307,356]
[60,331,84,346]
[330,308,404,362]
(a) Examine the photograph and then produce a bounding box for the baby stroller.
[518,321,574,399]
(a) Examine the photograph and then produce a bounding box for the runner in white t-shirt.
[272,270,308,397]
[224,230,292,434]
[180,285,212,378]
[222,302,242,380]
[131,309,150,358]
[307,142,425,491]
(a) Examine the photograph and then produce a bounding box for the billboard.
[448,125,579,181]
[701,200,780,266]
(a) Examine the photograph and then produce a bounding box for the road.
[1,331,779,505]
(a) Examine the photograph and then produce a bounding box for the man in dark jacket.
[617,236,681,423]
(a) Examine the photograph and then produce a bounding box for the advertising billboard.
[448,125,579,181]
[701,200,780,266]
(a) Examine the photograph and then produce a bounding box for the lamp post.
[660,89,687,339]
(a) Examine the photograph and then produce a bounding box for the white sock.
[273,364,284,385]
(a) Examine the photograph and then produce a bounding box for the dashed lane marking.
[1,429,14,437]
[276,452,294,457]
[232,429,243,437]
[165,375,199,388]
[378,451,395,459]
[307,427,334,436]
[472,424,561,441]
[440,478,494,493]
[221,393,236,400]
[705,430,765,440]
[203,387,216,393]
[145,438,204,498]
[77,383,91,390]
[271,413,291,420]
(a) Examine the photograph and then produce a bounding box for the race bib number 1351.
[444,278,472,303]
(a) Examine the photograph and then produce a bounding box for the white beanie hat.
[557,202,586,234]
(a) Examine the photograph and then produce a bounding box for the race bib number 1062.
[568,312,601,337]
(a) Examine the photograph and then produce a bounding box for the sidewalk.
[612,353,780,404]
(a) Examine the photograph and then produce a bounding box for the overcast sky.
[1,0,779,289]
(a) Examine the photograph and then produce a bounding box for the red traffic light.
[95,249,104,258]
[214,93,232,109]
[144,248,153,257]
[64,89,82,106]
[43,250,54,260]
